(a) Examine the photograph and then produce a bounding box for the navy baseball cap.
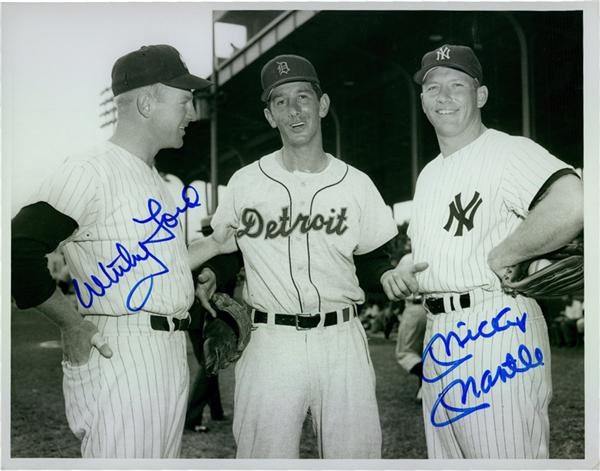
[260,54,320,102]
[111,44,212,97]
[413,44,483,84]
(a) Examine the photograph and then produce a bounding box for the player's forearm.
[36,288,84,330]
[488,174,583,268]
[188,237,223,271]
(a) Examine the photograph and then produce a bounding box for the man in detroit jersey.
[11,45,211,458]
[208,55,398,458]
[384,45,583,458]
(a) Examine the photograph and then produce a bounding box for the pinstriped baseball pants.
[421,290,552,458]
[62,314,189,458]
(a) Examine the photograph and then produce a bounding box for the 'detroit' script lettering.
[237,207,349,239]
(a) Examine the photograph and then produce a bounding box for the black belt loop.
[150,315,190,332]
[254,310,268,324]
[253,307,356,329]
[425,293,471,315]
[323,311,337,327]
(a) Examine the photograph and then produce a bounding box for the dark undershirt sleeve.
[11,202,78,309]
[528,168,580,211]
[354,243,395,293]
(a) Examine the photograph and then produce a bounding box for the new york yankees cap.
[413,44,483,85]
[260,54,320,102]
[111,44,212,97]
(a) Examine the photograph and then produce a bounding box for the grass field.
[10,305,585,459]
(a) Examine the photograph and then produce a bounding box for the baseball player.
[196,54,399,458]
[382,44,583,458]
[11,45,211,458]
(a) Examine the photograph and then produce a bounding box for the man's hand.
[195,267,217,317]
[381,262,429,301]
[487,247,519,284]
[61,319,112,366]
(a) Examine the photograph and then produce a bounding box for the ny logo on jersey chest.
[444,191,483,237]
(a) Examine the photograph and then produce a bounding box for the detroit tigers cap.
[111,44,212,97]
[260,54,320,102]
[413,44,483,84]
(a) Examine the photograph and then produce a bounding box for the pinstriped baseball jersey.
[36,140,193,458]
[211,149,398,314]
[32,141,194,316]
[408,129,573,294]
[409,128,572,459]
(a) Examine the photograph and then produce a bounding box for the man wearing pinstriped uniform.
[11,45,211,457]
[209,55,398,458]
[382,44,583,458]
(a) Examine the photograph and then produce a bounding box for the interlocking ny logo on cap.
[436,46,451,61]
[276,61,290,75]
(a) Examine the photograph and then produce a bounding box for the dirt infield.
[10,305,584,459]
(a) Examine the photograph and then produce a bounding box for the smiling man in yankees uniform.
[382,44,583,458]
[203,54,399,458]
[11,45,211,458]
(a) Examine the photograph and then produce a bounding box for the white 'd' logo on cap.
[436,46,451,61]
[276,61,290,75]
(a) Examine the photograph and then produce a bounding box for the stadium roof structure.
[156,9,583,211]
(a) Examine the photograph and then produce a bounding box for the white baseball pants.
[233,316,381,458]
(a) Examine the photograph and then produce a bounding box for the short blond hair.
[114,83,164,109]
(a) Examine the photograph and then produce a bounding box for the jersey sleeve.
[355,173,398,255]
[501,137,574,217]
[31,157,99,228]
[210,172,240,233]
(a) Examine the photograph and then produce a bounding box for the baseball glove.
[501,235,583,299]
[203,292,253,375]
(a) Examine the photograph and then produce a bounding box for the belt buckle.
[295,313,313,331]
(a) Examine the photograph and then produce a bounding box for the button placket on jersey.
[290,182,315,310]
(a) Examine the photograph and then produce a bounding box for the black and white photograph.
[2,1,598,468]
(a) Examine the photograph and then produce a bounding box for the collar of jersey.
[259,149,348,188]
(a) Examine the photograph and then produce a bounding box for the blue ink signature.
[422,307,544,427]
[72,185,201,312]
[422,307,527,382]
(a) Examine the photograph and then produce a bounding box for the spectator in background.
[558,295,584,347]
[395,294,427,403]
[185,301,225,433]
[383,300,404,339]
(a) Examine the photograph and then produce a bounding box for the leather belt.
[150,315,190,332]
[424,293,471,315]
[253,306,356,330]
